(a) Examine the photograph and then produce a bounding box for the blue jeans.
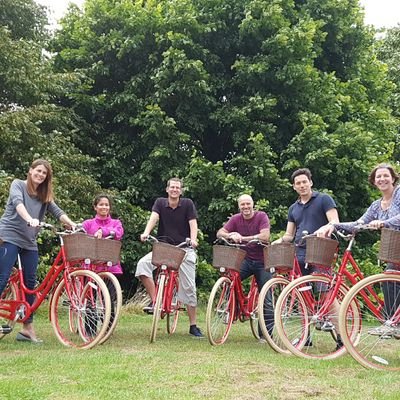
[240,258,273,336]
[0,242,39,323]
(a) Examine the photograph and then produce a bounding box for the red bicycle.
[258,242,303,354]
[339,227,400,371]
[0,223,111,349]
[274,226,379,360]
[146,236,190,343]
[64,231,123,345]
[205,238,260,345]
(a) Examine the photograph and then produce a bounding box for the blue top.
[288,191,337,251]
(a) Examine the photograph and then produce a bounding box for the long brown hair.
[26,159,54,203]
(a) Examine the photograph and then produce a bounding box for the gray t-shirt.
[0,179,65,250]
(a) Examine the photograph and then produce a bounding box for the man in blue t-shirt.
[276,168,339,275]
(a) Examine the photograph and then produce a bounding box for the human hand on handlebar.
[27,218,40,227]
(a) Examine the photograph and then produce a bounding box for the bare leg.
[20,322,39,341]
[139,275,156,302]
[186,305,197,326]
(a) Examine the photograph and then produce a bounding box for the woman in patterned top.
[317,163,400,330]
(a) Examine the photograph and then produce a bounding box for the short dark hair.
[368,163,399,186]
[167,177,183,188]
[291,168,312,183]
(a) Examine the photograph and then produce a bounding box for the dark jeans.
[0,242,39,323]
[383,263,400,319]
[240,258,273,336]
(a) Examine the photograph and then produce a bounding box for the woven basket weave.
[93,238,121,265]
[379,228,400,265]
[151,242,186,270]
[264,243,295,271]
[63,233,121,264]
[305,236,338,268]
[212,245,246,272]
[64,233,96,262]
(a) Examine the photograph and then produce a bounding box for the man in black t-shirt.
[136,177,203,338]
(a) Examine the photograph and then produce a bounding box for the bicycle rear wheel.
[50,270,111,349]
[0,278,18,340]
[166,275,181,334]
[258,277,290,354]
[274,274,359,360]
[150,274,165,343]
[206,277,235,345]
[97,272,123,345]
[339,272,400,371]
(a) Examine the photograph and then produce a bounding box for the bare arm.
[188,218,198,248]
[217,226,270,243]
[315,208,340,237]
[273,221,296,244]
[140,211,160,241]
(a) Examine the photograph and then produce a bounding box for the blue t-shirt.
[288,191,336,253]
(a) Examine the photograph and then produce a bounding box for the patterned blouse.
[336,186,400,231]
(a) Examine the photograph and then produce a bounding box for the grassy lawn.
[0,304,398,400]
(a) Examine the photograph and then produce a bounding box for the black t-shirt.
[152,197,197,245]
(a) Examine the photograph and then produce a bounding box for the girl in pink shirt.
[82,194,124,274]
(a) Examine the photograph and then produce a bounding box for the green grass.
[0,305,398,400]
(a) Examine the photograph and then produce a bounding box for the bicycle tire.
[339,272,400,371]
[97,272,123,345]
[249,284,260,340]
[150,274,165,343]
[166,275,181,334]
[50,270,111,349]
[275,274,359,360]
[206,277,235,345]
[0,280,18,340]
[258,276,291,354]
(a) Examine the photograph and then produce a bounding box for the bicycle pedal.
[0,324,12,334]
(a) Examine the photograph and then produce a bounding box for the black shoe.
[304,337,313,347]
[189,325,204,338]
[335,336,344,351]
[143,302,154,315]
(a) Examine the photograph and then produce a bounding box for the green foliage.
[1,0,399,295]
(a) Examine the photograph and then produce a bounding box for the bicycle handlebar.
[145,235,192,248]
[214,237,266,247]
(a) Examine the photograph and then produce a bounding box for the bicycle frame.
[0,241,71,323]
[306,234,383,319]
[154,265,179,318]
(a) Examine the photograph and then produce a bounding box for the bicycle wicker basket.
[264,242,295,271]
[212,245,246,272]
[63,233,121,265]
[151,242,186,270]
[93,238,122,265]
[305,236,338,268]
[64,233,96,261]
[378,228,400,265]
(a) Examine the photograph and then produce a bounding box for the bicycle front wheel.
[258,277,290,354]
[339,272,400,371]
[150,274,165,343]
[97,272,123,345]
[275,274,358,360]
[166,275,181,334]
[206,277,235,345]
[50,270,111,349]
[249,285,260,340]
